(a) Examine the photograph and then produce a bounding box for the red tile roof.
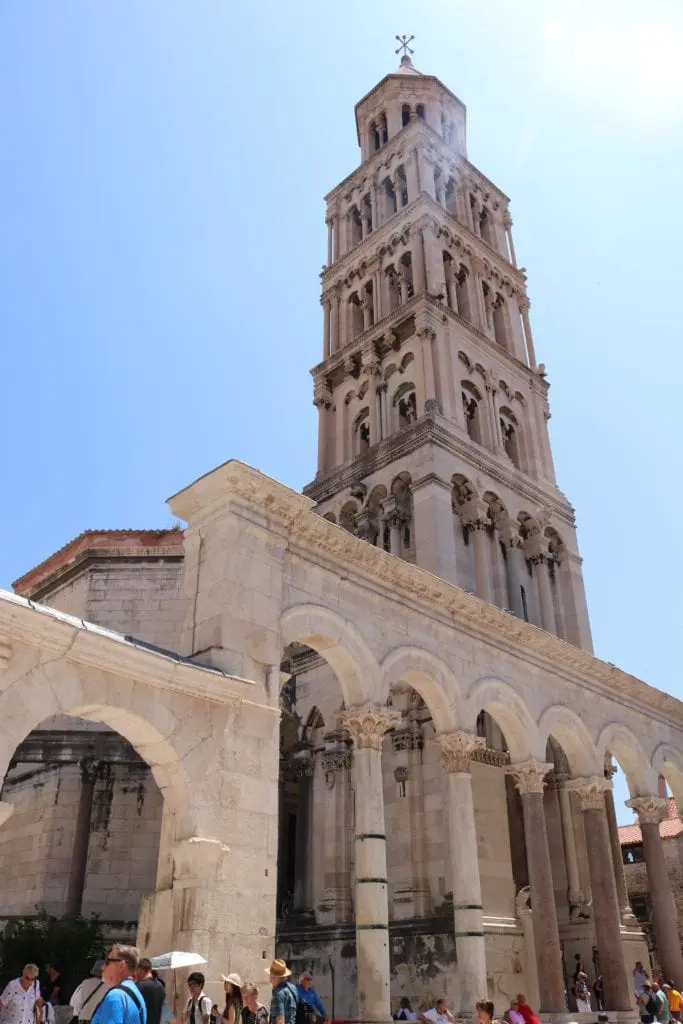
[619,798,682,844]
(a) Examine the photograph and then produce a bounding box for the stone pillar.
[370,187,378,231]
[626,795,683,985]
[499,519,526,619]
[557,780,583,915]
[459,498,493,604]
[292,748,314,913]
[327,219,333,265]
[406,149,419,201]
[419,327,438,412]
[365,352,381,446]
[341,703,402,1024]
[604,760,636,924]
[65,758,99,918]
[389,513,402,557]
[519,299,537,370]
[436,732,488,1014]
[508,760,566,1014]
[504,214,517,267]
[323,300,331,359]
[534,556,556,634]
[412,230,427,293]
[314,384,332,477]
[568,778,632,1012]
[320,735,354,922]
[412,476,459,584]
[330,291,339,353]
[515,888,541,1015]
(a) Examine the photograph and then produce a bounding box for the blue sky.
[2,1,682,821]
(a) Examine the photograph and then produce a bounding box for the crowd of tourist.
[1,948,680,1024]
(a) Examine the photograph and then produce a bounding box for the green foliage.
[0,910,107,993]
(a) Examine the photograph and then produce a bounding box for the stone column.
[327,218,333,265]
[498,519,526,619]
[320,735,354,922]
[436,732,488,1014]
[515,887,541,1014]
[292,748,315,913]
[388,513,402,557]
[519,299,537,370]
[419,327,438,412]
[557,780,583,915]
[567,778,632,1012]
[626,795,683,985]
[330,291,339,353]
[365,352,381,446]
[65,758,99,918]
[323,300,331,359]
[604,760,636,924]
[370,187,378,231]
[459,498,493,604]
[340,703,402,1024]
[508,760,566,1014]
[412,476,459,584]
[534,555,556,634]
[412,230,427,292]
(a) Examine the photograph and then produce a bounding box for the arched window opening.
[395,166,409,208]
[443,252,455,310]
[444,177,457,216]
[353,410,370,457]
[363,193,373,235]
[434,166,444,205]
[361,280,375,329]
[391,472,414,563]
[480,206,494,246]
[386,264,401,312]
[469,194,479,233]
[402,103,411,126]
[492,293,508,349]
[416,103,426,121]
[455,266,472,321]
[382,523,391,553]
[461,381,483,444]
[339,500,359,533]
[369,121,381,154]
[364,484,387,546]
[393,381,418,430]
[399,251,414,301]
[348,293,364,339]
[383,177,397,218]
[403,524,411,548]
[349,205,362,247]
[520,585,529,622]
[482,282,493,330]
[499,409,520,468]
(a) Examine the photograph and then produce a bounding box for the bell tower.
[304,49,592,652]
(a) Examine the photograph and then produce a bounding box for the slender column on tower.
[326,218,333,265]
[503,213,517,267]
[508,760,566,1014]
[412,229,427,292]
[557,779,583,915]
[626,794,683,985]
[567,777,632,1012]
[519,299,537,369]
[340,703,401,1024]
[498,518,527,619]
[314,382,332,476]
[370,185,378,231]
[330,290,339,353]
[459,498,493,604]
[436,732,488,1015]
[418,326,438,413]
[323,300,331,358]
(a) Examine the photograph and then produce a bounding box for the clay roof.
[619,798,682,844]
[13,528,185,596]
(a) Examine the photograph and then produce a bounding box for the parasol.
[150,952,207,971]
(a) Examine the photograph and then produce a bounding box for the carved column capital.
[458,497,491,531]
[340,702,401,750]
[435,731,485,773]
[508,760,553,795]
[625,795,668,825]
[497,517,524,549]
[566,775,612,811]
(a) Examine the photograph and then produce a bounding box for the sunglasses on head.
[105,958,122,966]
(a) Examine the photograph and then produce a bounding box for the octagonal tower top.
[354,52,467,163]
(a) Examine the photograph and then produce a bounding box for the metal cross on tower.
[395,34,415,58]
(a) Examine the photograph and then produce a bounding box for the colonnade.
[319,706,683,1020]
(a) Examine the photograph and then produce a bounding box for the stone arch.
[379,647,460,733]
[537,704,602,778]
[652,743,683,809]
[465,677,536,762]
[0,659,195,834]
[280,603,379,708]
[597,722,659,797]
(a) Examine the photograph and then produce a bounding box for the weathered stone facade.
[1,50,682,1022]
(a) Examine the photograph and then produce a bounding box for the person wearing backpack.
[639,982,660,1024]
[92,947,147,1024]
[265,962,297,1024]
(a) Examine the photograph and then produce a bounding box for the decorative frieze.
[391,727,424,752]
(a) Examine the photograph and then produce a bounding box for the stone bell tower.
[304,48,592,652]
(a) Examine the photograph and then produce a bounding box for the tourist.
[419,999,454,1024]
[43,966,68,1007]
[635,965,651,1000]
[296,975,326,1023]
[134,959,165,1024]
[92,946,147,1024]
[183,975,212,1024]
[575,972,592,1013]
[70,961,109,1024]
[393,999,417,1022]
[220,976,243,1024]
[639,982,659,1023]
[593,975,604,1013]
[653,984,671,1024]
[240,985,268,1024]
[265,961,297,1024]
[476,1001,498,1024]
[515,995,540,1024]
[0,965,41,1024]
[504,999,524,1024]
[664,984,682,1022]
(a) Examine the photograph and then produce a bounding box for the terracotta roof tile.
[619,798,682,845]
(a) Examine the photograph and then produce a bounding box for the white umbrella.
[151,952,207,971]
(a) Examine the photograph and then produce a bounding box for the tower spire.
[394,34,415,59]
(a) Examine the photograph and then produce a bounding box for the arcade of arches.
[2,49,683,1024]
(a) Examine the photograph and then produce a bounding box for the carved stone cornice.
[566,775,612,811]
[472,747,511,768]
[625,795,668,825]
[391,727,424,752]
[435,731,485,773]
[169,461,683,732]
[340,702,401,750]
[507,760,552,795]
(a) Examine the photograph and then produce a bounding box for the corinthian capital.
[566,775,612,811]
[436,731,485,774]
[508,760,553,795]
[340,703,402,750]
[626,795,668,825]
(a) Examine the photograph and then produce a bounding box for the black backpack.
[294,988,311,1024]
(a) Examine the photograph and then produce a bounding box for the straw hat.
[221,974,243,988]
[265,960,291,979]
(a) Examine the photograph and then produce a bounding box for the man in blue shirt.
[265,961,297,1024]
[296,974,326,1023]
[92,947,147,1024]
